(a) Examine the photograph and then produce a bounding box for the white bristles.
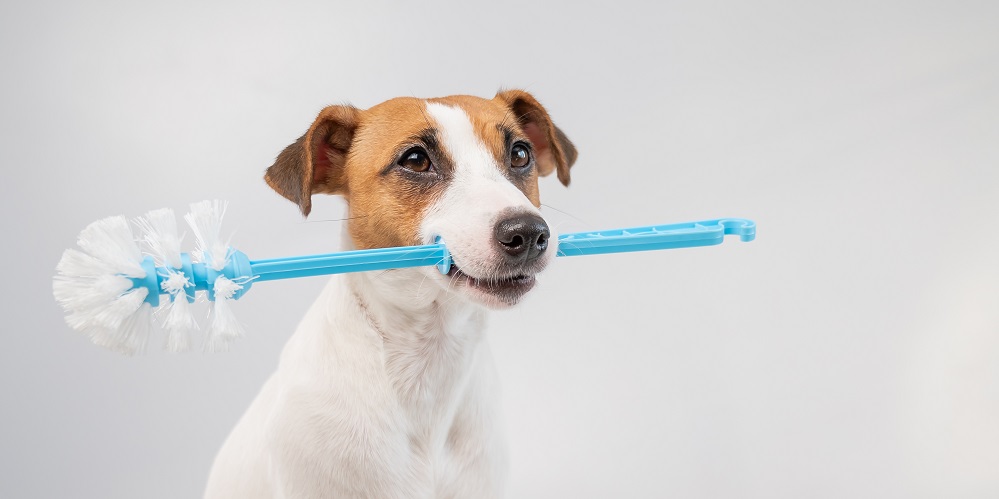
[65,288,149,355]
[54,200,249,355]
[160,271,189,295]
[63,286,144,332]
[84,287,148,330]
[110,303,153,355]
[204,276,245,353]
[214,275,243,301]
[136,208,184,269]
[76,216,145,278]
[56,249,116,278]
[159,272,198,353]
[163,297,197,353]
[53,272,132,312]
[185,200,231,271]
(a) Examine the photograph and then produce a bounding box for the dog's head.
[265,90,577,308]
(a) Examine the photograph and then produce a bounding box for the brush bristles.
[56,249,116,278]
[108,303,153,355]
[65,288,149,355]
[53,270,132,312]
[83,287,147,330]
[76,216,145,278]
[163,297,197,353]
[54,200,249,355]
[185,200,231,271]
[204,276,245,353]
[136,208,184,269]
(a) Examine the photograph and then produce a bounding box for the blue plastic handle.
[134,218,755,303]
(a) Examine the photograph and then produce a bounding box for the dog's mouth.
[445,262,537,302]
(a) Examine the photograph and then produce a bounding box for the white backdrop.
[2,1,997,497]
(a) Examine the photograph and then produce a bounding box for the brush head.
[53,201,249,354]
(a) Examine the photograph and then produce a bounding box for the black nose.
[494,213,550,263]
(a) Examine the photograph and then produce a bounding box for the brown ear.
[264,105,360,216]
[494,89,577,186]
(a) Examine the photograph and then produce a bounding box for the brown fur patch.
[265,106,360,216]
[494,90,577,186]
[342,98,446,249]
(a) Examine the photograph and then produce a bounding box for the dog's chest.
[268,284,503,497]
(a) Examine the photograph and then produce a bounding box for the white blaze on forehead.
[425,102,505,182]
[423,101,536,215]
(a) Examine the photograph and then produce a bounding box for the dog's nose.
[494,213,550,263]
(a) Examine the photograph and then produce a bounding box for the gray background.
[2,0,997,497]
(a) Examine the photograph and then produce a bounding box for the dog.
[203,90,577,499]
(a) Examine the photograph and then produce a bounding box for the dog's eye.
[510,143,531,169]
[398,147,432,173]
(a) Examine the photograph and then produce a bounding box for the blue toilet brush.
[53,200,756,354]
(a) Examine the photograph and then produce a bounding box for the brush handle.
[138,218,756,303]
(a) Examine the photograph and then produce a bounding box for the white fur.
[205,102,552,498]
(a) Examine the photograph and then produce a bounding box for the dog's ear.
[265,105,361,216]
[494,89,577,186]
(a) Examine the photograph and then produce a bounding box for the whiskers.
[300,214,370,224]
[438,265,468,308]
[541,203,588,228]
[412,260,442,301]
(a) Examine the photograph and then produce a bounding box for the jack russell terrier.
[204,90,577,498]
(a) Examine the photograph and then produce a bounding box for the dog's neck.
[337,229,488,428]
